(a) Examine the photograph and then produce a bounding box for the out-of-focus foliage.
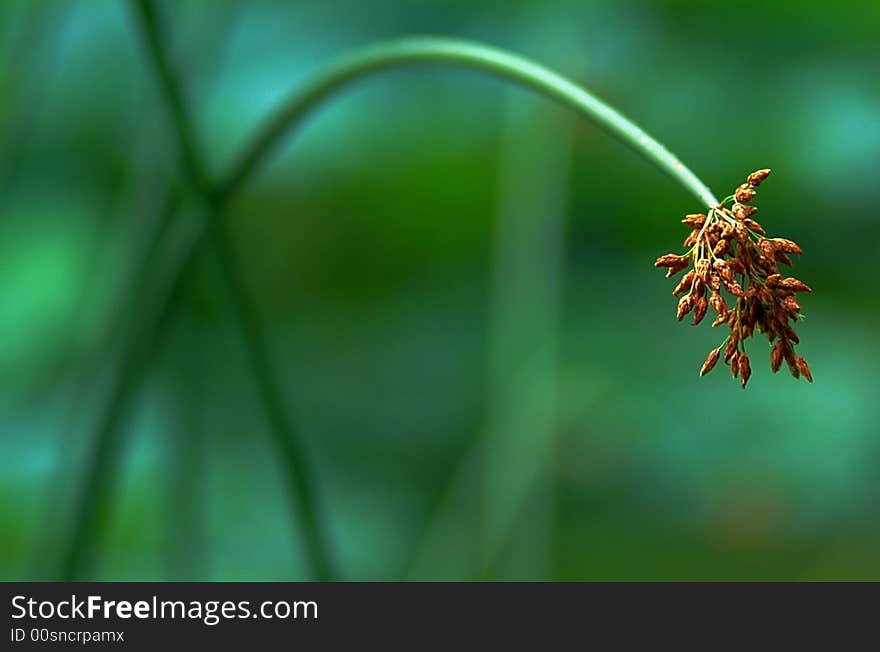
[1,0,878,580]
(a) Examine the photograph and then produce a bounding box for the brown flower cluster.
[654,169,812,388]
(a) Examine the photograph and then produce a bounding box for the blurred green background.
[1,0,878,581]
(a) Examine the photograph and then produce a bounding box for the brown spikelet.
[709,290,727,315]
[655,253,686,268]
[676,295,693,321]
[772,238,802,255]
[785,351,800,379]
[715,260,734,282]
[770,341,784,372]
[795,356,813,382]
[774,251,793,267]
[724,337,738,363]
[700,348,721,376]
[724,279,744,297]
[781,296,801,313]
[708,274,721,291]
[681,213,706,228]
[731,203,757,220]
[692,296,708,325]
[654,169,811,388]
[778,277,812,293]
[672,270,695,296]
[758,238,776,260]
[735,184,756,204]
[747,169,771,186]
[738,352,751,388]
[743,218,765,235]
[746,169,770,187]
[726,258,745,275]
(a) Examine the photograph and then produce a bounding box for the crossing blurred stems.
[65,0,719,580]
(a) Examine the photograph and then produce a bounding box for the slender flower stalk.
[69,27,729,579]
[219,37,718,207]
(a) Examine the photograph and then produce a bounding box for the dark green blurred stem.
[60,216,201,580]
[61,0,336,580]
[129,0,335,581]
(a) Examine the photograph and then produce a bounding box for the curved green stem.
[220,36,718,207]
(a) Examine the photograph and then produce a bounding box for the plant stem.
[62,0,336,580]
[130,0,336,581]
[219,36,718,207]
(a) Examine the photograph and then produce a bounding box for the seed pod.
[747,169,771,186]
[708,274,721,291]
[778,277,812,293]
[723,279,744,297]
[693,296,708,325]
[683,230,698,247]
[700,348,721,376]
[772,238,802,255]
[732,203,757,220]
[721,222,736,238]
[655,253,686,268]
[726,258,746,275]
[774,251,793,267]
[795,356,813,382]
[781,297,800,313]
[735,183,756,204]
[672,270,695,296]
[681,213,706,228]
[715,260,734,282]
[713,238,729,256]
[758,239,775,260]
[677,295,693,321]
[730,353,740,378]
[785,351,800,379]
[770,341,784,373]
[712,312,729,327]
[743,218,765,235]
[709,290,727,315]
[765,273,781,288]
[739,352,751,388]
[724,337,738,363]
[695,259,710,281]
[727,309,738,327]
